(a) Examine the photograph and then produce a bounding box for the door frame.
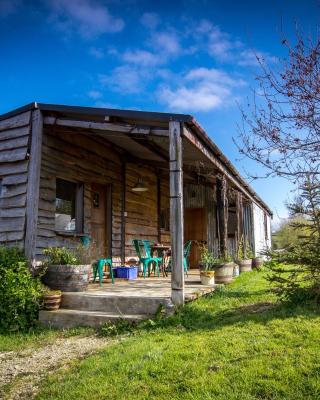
[91,183,112,258]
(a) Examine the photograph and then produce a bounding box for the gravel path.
[0,335,110,399]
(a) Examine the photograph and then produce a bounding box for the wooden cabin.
[0,102,272,305]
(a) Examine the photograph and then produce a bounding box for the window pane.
[55,179,76,231]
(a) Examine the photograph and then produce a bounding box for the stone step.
[39,309,148,329]
[61,293,173,315]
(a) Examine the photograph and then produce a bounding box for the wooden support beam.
[44,116,169,137]
[169,120,184,306]
[235,191,243,255]
[121,161,126,264]
[216,176,228,258]
[157,173,161,243]
[24,110,43,267]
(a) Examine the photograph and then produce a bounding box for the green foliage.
[0,246,45,333]
[237,237,253,260]
[272,216,311,250]
[36,271,320,400]
[199,245,232,271]
[99,319,135,337]
[43,247,81,265]
[267,177,320,304]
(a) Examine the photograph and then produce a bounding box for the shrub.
[43,246,93,265]
[0,246,45,332]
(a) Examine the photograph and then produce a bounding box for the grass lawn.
[35,270,320,400]
[0,327,95,352]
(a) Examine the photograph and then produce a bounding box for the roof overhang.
[0,102,272,215]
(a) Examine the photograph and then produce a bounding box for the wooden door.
[184,208,207,268]
[91,184,109,258]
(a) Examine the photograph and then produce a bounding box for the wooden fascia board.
[44,116,168,137]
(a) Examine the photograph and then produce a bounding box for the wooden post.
[24,109,43,268]
[216,176,228,258]
[121,161,126,264]
[157,173,161,243]
[235,191,243,254]
[169,120,184,306]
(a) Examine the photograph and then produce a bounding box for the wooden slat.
[0,126,30,141]
[0,217,25,232]
[0,231,24,242]
[0,161,28,176]
[169,120,184,306]
[0,136,29,150]
[0,111,31,132]
[0,193,26,208]
[0,147,28,163]
[0,183,27,198]
[2,173,28,185]
[0,207,26,218]
[25,110,43,265]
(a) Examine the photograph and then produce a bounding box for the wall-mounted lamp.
[132,178,149,192]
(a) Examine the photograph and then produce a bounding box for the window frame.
[55,178,84,235]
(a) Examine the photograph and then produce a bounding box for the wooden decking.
[39,271,215,329]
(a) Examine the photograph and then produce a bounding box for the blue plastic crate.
[116,266,138,280]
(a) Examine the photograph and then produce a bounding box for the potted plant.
[43,289,62,311]
[199,245,216,285]
[42,246,91,292]
[252,253,264,269]
[212,254,234,284]
[237,238,253,273]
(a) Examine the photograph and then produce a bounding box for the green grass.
[0,327,95,352]
[35,270,320,400]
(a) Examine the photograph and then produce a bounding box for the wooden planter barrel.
[239,259,252,273]
[214,262,234,284]
[252,257,263,269]
[200,270,215,286]
[43,294,61,311]
[43,265,90,292]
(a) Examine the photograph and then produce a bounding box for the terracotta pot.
[43,294,61,311]
[43,265,90,292]
[200,270,215,286]
[214,262,234,284]
[239,259,252,273]
[252,257,264,269]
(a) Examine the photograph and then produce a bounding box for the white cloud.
[100,65,149,94]
[151,31,181,56]
[158,67,243,112]
[140,12,159,30]
[47,0,124,38]
[0,0,21,17]
[87,90,102,99]
[122,49,163,66]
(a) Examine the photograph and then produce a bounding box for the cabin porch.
[39,270,215,328]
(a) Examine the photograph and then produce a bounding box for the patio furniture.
[93,258,114,287]
[151,244,171,277]
[80,236,115,287]
[132,239,162,278]
[166,240,192,276]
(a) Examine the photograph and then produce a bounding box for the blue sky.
[0,0,318,226]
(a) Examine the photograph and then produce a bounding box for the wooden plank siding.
[0,111,32,248]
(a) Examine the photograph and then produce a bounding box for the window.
[160,208,170,231]
[55,178,84,233]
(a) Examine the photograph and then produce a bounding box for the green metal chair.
[80,235,115,287]
[132,239,161,278]
[166,240,192,276]
[93,258,114,287]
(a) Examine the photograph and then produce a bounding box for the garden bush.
[0,246,44,332]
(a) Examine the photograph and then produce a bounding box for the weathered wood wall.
[37,127,171,261]
[0,111,32,248]
[37,127,122,258]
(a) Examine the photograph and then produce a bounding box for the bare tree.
[236,33,320,183]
